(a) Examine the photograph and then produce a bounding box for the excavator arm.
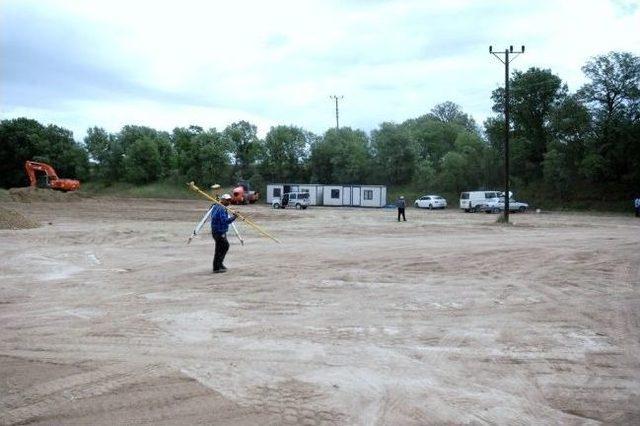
[25,161,60,187]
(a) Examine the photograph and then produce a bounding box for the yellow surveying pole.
[187,182,281,243]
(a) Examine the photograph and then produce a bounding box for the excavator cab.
[36,173,50,188]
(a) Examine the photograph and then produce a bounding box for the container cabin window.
[363,190,373,200]
[331,189,340,199]
[273,188,281,197]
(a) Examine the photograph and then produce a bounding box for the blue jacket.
[211,204,236,234]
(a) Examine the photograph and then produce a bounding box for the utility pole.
[330,95,343,130]
[489,45,524,224]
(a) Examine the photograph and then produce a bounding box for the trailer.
[322,184,387,207]
[266,184,324,206]
[267,183,386,207]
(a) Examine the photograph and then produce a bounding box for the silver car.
[482,197,528,213]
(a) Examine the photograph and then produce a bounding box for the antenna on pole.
[489,44,525,224]
[329,95,344,130]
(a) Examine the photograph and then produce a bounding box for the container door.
[317,186,324,206]
[351,187,361,206]
[342,186,351,205]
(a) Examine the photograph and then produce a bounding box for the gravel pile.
[0,206,41,230]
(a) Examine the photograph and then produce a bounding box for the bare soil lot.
[1,198,639,424]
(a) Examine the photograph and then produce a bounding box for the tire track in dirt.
[1,362,165,425]
[243,379,344,425]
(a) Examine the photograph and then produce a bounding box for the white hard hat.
[221,193,232,200]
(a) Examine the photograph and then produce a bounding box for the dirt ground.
[1,197,639,425]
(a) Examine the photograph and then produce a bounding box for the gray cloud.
[1,0,639,139]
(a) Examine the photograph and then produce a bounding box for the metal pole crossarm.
[490,53,506,64]
[187,182,281,243]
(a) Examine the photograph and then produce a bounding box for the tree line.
[1,51,638,204]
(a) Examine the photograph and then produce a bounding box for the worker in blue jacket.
[211,194,237,273]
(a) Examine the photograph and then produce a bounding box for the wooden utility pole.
[489,45,525,223]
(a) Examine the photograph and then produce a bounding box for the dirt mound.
[8,187,82,203]
[0,206,41,230]
[0,189,11,202]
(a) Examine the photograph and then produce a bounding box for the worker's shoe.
[220,265,227,271]
[213,269,227,274]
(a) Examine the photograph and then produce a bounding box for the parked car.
[481,197,529,213]
[459,191,501,212]
[272,191,310,209]
[415,195,447,209]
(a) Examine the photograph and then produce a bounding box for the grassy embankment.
[65,181,636,213]
[80,180,221,200]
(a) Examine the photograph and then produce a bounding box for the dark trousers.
[212,232,230,271]
[397,208,406,221]
[636,206,640,217]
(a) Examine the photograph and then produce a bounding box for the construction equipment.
[231,180,259,205]
[187,181,280,243]
[24,161,80,192]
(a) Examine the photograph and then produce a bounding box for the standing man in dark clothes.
[396,195,406,222]
[211,194,237,273]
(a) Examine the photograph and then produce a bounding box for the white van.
[459,191,500,212]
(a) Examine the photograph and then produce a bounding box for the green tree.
[428,101,478,134]
[0,118,45,187]
[83,127,113,179]
[123,137,162,184]
[173,126,204,180]
[194,129,232,186]
[0,118,88,187]
[370,122,415,185]
[223,121,260,178]
[578,51,640,186]
[490,67,567,184]
[104,125,174,183]
[548,95,592,184]
[310,127,372,184]
[579,51,640,121]
[84,127,111,164]
[413,158,436,190]
[436,151,468,193]
[260,125,313,182]
[542,146,569,199]
[403,116,461,164]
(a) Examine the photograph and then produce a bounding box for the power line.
[330,95,344,130]
[489,45,525,224]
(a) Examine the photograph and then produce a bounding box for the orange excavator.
[231,180,259,205]
[24,161,81,192]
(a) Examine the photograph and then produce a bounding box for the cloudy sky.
[1,0,639,140]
